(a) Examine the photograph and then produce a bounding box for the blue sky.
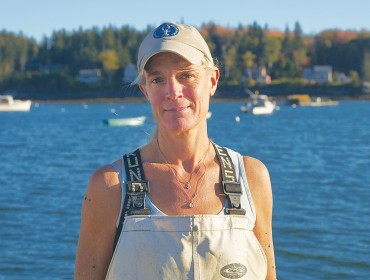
[1,0,369,41]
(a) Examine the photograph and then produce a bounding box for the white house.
[336,72,352,83]
[244,66,271,84]
[303,65,333,84]
[77,69,102,84]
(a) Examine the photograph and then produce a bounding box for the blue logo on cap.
[153,23,179,38]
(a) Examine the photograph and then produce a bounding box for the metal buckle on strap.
[127,181,151,215]
[222,181,246,215]
[127,180,150,193]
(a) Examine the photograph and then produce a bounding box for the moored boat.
[0,95,32,112]
[309,97,338,107]
[240,93,276,115]
[103,116,146,126]
[285,94,338,107]
[285,94,311,106]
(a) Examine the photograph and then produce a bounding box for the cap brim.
[139,40,204,72]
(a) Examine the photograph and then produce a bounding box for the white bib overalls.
[105,147,267,280]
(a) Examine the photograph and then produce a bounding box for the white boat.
[103,116,146,126]
[309,97,338,107]
[0,95,32,112]
[240,94,276,115]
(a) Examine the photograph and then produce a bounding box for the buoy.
[235,116,240,122]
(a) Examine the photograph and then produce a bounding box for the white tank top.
[106,147,267,279]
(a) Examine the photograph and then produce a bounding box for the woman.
[75,22,277,279]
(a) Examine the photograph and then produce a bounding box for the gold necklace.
[157,139,211,208]
[157,138,210,189]
[183,161,207,208]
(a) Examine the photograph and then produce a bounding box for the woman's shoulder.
[242,156,272,209]
[90,160,121,186]
[85,161,122,205]
[243,156,269,177]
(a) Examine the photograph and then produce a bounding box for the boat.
[240,92,276,115]
[309,97,338,106]
[285,94,310,106]
[285,94,338,107]
[103,116,146,126]
[0,95,32,112]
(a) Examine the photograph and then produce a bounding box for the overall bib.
[105,144,267,280]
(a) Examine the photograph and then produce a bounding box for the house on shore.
[77,69,102,84]
[243,66,271,84]
[303,65,333,84]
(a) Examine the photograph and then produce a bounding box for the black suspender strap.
[213,143,246,216]
[123,149,151,216]
[113,148,151,252]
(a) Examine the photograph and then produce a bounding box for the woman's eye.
[180,73,193,79]
[152,77,163,84]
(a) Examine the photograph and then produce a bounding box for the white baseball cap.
[137,22,214,74]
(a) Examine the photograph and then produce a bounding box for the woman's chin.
[162,119,194,133]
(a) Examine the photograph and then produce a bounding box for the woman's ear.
[210,68,220,96]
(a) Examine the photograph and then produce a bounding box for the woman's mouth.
[166,106,190,112]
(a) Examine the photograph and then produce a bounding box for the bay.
[0,100,369,279]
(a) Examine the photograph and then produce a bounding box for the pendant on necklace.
[188,201,194,208]
[184,182,191,189]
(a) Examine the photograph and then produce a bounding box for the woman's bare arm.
[244,156,277,280]
[74,165,121,279]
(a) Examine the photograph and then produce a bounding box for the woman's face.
[140,52,219,134]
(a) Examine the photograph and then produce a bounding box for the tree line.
[1,21,370,94]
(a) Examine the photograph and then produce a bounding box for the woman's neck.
[153,130,210,171]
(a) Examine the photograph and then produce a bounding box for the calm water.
[0,100,369,279]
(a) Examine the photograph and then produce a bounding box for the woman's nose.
[165,78,183,99]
